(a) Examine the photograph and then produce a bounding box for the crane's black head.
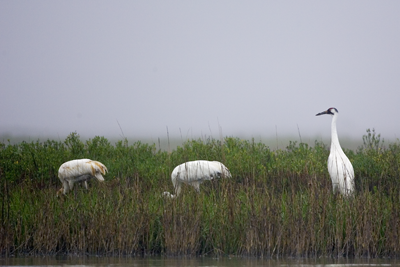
[316,107,338,116]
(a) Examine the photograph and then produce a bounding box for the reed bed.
[1,130,400,258]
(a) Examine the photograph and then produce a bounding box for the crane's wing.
[328,151,355,195]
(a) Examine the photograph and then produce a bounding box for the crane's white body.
[163,160,231,198]
[57,159,108,195]
[317,108,355,196]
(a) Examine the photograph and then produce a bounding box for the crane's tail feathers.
[90,161,107,181]
[93,161,108,174]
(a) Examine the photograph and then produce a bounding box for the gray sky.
[1,1,399,144]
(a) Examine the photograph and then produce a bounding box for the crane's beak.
[316,110,328,116]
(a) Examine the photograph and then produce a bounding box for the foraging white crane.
[163,160,232,198]
[57,159,108,195]
[316,107,355,196]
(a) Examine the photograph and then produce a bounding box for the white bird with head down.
[163,160,232,198]
[316,107,355,196]
[57,159,108,195]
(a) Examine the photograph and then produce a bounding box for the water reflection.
[1,256,399,267]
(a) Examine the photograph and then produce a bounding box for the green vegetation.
[1,129,400,258]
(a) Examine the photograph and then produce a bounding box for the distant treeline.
[0,130,399,258]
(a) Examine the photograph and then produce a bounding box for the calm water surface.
[1,257,399,267]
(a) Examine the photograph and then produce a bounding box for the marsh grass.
[1,131,400,258]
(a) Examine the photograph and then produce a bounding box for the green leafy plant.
[1,130,399,258]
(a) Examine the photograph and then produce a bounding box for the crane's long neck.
[330,113,342,152]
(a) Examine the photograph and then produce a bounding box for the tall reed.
[1,131,400,257]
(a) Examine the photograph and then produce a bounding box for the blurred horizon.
[1,128,386,152]
[1,2,399,144]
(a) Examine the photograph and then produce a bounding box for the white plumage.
[163,160,232,198]
[57,159,108,195]
[316,107,355,196]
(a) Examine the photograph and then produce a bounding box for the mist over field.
[1,1,399,149]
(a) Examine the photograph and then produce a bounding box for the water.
[1,256,399,267]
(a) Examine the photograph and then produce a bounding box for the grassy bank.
[1,130,400,258]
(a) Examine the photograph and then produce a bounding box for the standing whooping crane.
[316,107,355,196]
[57,159,108,196]
[162,160,232,198]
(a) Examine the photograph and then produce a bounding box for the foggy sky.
[1,1,399,144]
